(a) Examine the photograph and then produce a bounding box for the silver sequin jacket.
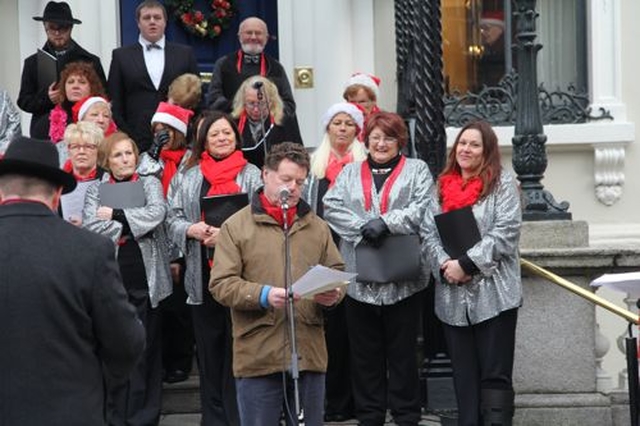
[165,162,263,305]
[323,157,435,305]
[421,169,523,326]
[82,174,172,308]
[0,89,21,155]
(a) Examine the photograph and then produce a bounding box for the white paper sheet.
[291,265,356,299]
[590,271,640,296]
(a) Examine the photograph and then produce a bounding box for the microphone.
[252,81,264,90]
[278,187,290,205]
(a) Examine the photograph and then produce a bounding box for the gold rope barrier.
[520,258,639,325]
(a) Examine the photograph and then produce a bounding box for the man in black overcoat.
[0,136,145,426]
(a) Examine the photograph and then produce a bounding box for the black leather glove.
[360,218,389,245]
[148,129,171,160]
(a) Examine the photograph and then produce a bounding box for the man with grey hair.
[206,16,297,117]
[0,136,145,425]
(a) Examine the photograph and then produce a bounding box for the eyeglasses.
[45,24,72,34]
[368,135,398,145]
[244,101,267,110]
[68,144,97,152]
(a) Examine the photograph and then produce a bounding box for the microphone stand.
[281,197,304,425]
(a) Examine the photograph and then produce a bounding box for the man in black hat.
[17,1,107,139]
[0,136,145,425]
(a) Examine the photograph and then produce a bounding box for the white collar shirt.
[139,35,165,90]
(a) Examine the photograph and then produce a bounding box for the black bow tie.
[146,43,161,51]
[244,54,260,64]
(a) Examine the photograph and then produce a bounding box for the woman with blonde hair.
[230,75,302,168]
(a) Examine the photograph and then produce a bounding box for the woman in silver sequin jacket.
[421,120,522,426]
[323,111,435,425]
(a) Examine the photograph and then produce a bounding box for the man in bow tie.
[108,0,199,153]
[206,17,297,118]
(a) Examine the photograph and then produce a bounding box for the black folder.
[201,193,249,227]
[434,206,481,258]
[37,48,57,91]
[99,181,146,209]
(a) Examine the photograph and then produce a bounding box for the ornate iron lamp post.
[512,0,571,220]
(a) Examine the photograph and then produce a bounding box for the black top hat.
[33,1,82,26]
[0,137,77,194]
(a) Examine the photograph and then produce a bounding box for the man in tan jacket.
[210,142,344,426]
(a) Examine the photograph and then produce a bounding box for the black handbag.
[355,234,422,283]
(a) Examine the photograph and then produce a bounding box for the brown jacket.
[210,193,345,378]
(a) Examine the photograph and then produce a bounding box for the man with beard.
[17,1,106,139]
[206,17,296,117]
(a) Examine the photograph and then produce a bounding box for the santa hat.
[72,96,110,122]
[150,102,194,136]
[481,10,504,28]
[344,72,381,99]
[321,102,364,132]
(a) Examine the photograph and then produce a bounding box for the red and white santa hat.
[72,95,110,122]
[343,72,381,99]
[150,101,194,136]
[481,10,504,28]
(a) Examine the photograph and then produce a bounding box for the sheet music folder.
[201,193,249,227]
[434,206,481,258]
[99,181,146,209]
[37,48,57,91]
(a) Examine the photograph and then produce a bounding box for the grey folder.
[99,181,146,209]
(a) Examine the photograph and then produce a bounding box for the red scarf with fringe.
[159,149,186,196]
[199,150,246,196]
[439,172,483,213]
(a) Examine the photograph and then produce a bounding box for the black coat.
[108,42,199,152]
[17,40,106,139]
[0,202,145,426]
[238,114,303,169]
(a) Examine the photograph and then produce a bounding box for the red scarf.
[237,110,275,136]
[236,50,267,76]
[325,151,354,187]
[259,192,297,228]
[159,149,187,196]
[439,172,483,213]
[63,160,97,182]
[108,172,139,184]
[199,150,247,196]
[361,155,406,214]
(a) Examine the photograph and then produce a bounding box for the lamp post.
[512,0,571,221]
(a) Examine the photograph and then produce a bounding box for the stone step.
[161,374,200,414]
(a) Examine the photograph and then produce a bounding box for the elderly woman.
[323,111,434,425]
[343,73,381,118]
[58,121,105,225]
[231,75,303,169]
[72,95,117,136]
[421,121,522,426]
[304,102,366,422]
[34,61,105,143]
[83,131,171,426]
[166,111,262,426]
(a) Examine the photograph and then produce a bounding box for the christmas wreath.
[165,0,236,40]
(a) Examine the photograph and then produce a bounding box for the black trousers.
[191,276,239,426]
[345,293,423,426]
[324,300,354,417]
[109,240,163,426]
[161,260,194,375]
[442,308,518,426]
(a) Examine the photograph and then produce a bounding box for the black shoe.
[164,369,189,384]
[324,412,354,422]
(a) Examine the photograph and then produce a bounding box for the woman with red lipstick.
[422,120,522,425]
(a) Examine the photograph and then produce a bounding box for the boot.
[480,388,514,426]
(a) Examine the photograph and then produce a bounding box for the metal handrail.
[520,258,639,324]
